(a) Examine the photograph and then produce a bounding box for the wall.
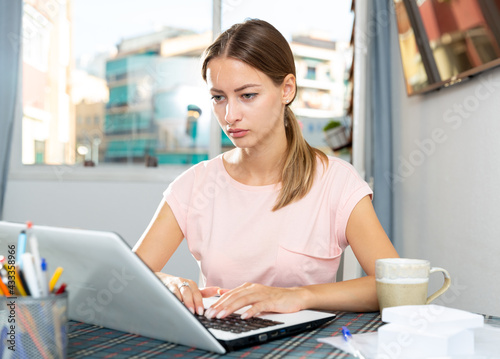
[3,177,200,282]
[388,21,500,316]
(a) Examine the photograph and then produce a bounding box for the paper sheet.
[318,325,500,359]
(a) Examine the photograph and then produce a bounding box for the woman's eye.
[211,95,225,102]
[242,93,257,100]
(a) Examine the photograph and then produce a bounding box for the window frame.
[10,0,222,183]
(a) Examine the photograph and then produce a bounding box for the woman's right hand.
[155,272,220,316]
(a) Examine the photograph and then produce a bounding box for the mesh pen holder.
[1,293,68,359]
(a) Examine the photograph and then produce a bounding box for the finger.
[240,301,271,319]
[179,281,197,314]
[217,288,230,296]
[167,284,183,302]
[200,286,220,298]
[208,285,263,319]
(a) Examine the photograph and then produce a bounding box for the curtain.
[369,0,395,240]
[0,0,23,219]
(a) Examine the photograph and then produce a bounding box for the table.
[67,312,500,358]
[67,311,379,358]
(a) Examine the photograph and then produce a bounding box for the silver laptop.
[0,221,336,354]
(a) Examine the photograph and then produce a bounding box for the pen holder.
[0,293,68,359]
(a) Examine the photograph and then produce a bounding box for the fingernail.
[240,312,249,320]
[205,308,214,319]
[197,306,204,316]
[189,307,195,315]
[216,310,226,319]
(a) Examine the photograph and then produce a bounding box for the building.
[290,34,352,153]
[73,69,109,165]
[104,29,213,164]
[22,0,74,164]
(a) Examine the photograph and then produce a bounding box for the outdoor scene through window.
[21,0,354,167]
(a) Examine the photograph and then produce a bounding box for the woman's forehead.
[206,57,270,89]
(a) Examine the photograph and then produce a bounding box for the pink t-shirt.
[164,154,372,289]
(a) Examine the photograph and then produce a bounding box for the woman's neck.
[223,143,287,186]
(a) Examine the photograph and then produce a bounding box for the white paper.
[318,325,500,359]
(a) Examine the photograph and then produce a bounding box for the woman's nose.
[224,99,241,125]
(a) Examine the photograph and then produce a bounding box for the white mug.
[375,258,451,311]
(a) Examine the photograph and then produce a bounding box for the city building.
[21,0,74,164]
[290,34,352,153]
[104,29,213,164]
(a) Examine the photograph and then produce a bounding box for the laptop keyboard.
[196,313,284,333]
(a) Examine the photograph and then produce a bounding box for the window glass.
[22,0,212,166]
[221,0,354,156]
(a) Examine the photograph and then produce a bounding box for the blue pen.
[17,230,27,268]
[342,326,366,359]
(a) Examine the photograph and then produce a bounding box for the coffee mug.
[375,258,451,312]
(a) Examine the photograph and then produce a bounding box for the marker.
[21,253,43,298]
[342,326,366,359]
[49,267,64,292]
[16,230,27,268]
[0,278,8,296]
[40,258,49,296]
[27,222,46,295]
[55,283,67,295]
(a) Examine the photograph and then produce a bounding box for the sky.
[73,0,354,59]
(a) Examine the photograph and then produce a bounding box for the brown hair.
[201,19,328,211]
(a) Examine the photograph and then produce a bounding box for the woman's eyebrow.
[234,84,261,92]
[210,84,261,94]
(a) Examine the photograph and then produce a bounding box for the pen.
[14,265,27,296]
[21,253,43,298]
[342,326,366,359]
[17,229,27,268]
[40,258,50,296]
[17,266,31,296]
[28,222,46,296]
[49,267,64,292]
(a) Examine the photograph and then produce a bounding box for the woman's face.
[206,57,294,151]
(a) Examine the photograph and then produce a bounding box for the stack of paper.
[377,305,484,358]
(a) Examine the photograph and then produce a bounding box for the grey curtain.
[0,0,23,219]
[369,0,394,240]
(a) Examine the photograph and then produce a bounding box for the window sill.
[8,164,188,183]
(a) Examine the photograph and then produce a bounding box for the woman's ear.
[282,74,296,104]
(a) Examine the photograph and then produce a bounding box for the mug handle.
[426,267,451,304]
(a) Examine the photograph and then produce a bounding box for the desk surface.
[67,312,500,359]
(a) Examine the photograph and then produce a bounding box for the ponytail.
[273,106,328,211]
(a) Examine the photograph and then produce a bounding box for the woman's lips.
[228,129,249,138]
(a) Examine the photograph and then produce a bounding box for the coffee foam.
[376,277,429,284]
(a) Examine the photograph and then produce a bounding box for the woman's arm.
[134,199,219,315]
[204,195,399,319]
[133,199,184,271]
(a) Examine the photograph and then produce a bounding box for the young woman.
[133,19,398,320]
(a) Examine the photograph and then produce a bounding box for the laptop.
[0,221,336,354]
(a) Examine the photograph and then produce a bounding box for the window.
[222,0,354,155]
[20,0,353,167]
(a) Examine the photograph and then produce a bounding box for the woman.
[133,19,398,320]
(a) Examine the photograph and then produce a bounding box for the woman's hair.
[201,19,328,211]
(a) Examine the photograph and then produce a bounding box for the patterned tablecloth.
[67,311,382,358]
[68,312,500,358]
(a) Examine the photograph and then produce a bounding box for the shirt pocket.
[275,241,342,287]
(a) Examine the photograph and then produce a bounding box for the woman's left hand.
[204,282,309,319]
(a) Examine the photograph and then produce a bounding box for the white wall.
[388,25,500,316]
[3,177,200,281]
